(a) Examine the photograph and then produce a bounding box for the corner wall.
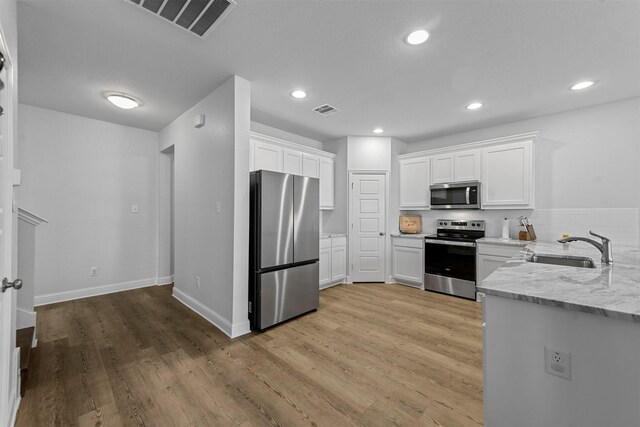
[18,104,162,305]
[159,75,251,338]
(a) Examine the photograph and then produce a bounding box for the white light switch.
[216,201,221,214]
[131,204,139,213]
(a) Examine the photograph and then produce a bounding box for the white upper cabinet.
[250,132,335,210]
[482,140,534,209]
[252,140,282,172]
[283,149,303,175]
[430,154,455,184]
[302,154,320,178]
[319,157,334,210]
[399,156,430,210]
[431,150,480,184]
[454,150,481,182]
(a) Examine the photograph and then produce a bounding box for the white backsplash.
[404,208,639,246]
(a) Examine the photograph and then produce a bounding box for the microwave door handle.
[465,187,470,204]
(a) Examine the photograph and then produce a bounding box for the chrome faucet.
[557,231,613,265]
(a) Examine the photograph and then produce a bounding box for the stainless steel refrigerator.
[249,170,319,331]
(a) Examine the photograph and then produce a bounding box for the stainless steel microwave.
[430,181,481,209]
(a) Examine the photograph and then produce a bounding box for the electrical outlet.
[545,346,571,380]
[90,267,99,276]
[195,276,201,287]
[131,204,139,213]
[216,201,221,214]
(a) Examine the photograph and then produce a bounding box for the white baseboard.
[157,276,173,285]
[34,277,160,306]
[320,281,343,290]
[16,307,36,329]
[172,287,250,339]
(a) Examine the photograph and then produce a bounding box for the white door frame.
[0,24,19,427]
[347,170,390,283]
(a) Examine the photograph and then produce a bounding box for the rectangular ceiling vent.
[313,104,340,116]
[125,0,236,38]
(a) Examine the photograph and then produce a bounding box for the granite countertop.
[477,240,640,322]
[477,237,529,247]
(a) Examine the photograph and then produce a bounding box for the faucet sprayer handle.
[589,230,610,242]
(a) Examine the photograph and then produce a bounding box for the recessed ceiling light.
[291,90,307,99]
[105,93,140,110]
[373,128,384,134]
[466,102,483,110]
[570,80,595,91]
[406,29,429,45]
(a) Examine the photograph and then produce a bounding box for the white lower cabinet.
[392,236,424,288]
[476,242,524,283]
[320,236,347,289]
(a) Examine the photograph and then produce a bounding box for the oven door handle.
[424,238,476,248]
[465,186,470,204]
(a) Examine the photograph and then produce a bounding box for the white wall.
[159,75,251,338]
[17,105,161,304]
[405,98,640,244]
[484,295,640,427]
[347,136,392,171]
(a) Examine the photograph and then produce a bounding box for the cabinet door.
[283,149,303,175]
[399,157,430,209]
[482,140,533,209]
[319,247,332,287]
[431,154,455,184]
[392,246,423,285]
[331,244,346,282]
[454,150,481,182]
[319,157,334,210]
[477,254,510,283]
[302,154,320,178]
[253,140,283,172]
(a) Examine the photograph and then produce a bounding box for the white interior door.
[0,40,18,426]
[349,173,386,282]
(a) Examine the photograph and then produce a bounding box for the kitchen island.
[478,241,640,427]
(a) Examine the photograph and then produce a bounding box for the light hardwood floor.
[16,284,483,426]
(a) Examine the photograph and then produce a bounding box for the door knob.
[2,278,23,293]
[379,232,385,236]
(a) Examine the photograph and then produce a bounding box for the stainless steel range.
[424,219,485,300]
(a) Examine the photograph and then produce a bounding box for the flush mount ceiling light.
[105,93,140,109]
[373,128,384,134]
[570,80,595,91]
[406,29,430,45]
[466,102,484,110]
[291,90,307,99]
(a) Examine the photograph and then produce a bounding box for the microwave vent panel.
[125,0,236,38]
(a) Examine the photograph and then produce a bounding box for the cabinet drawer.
[477,244,522,258]
[392,237,423,249]
[320,238,332,250]
[332,236,347,247]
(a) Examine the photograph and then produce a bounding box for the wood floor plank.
[16,284,483,426]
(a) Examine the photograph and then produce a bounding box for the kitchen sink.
[525,253,597,268]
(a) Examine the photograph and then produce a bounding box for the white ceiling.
[16,0,640,143]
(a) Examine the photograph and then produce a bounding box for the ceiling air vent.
[313,104,340,116]
[125,0,236,38]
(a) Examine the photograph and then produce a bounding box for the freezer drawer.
[258,262,319,330]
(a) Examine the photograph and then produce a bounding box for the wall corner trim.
[172,287,250,339]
